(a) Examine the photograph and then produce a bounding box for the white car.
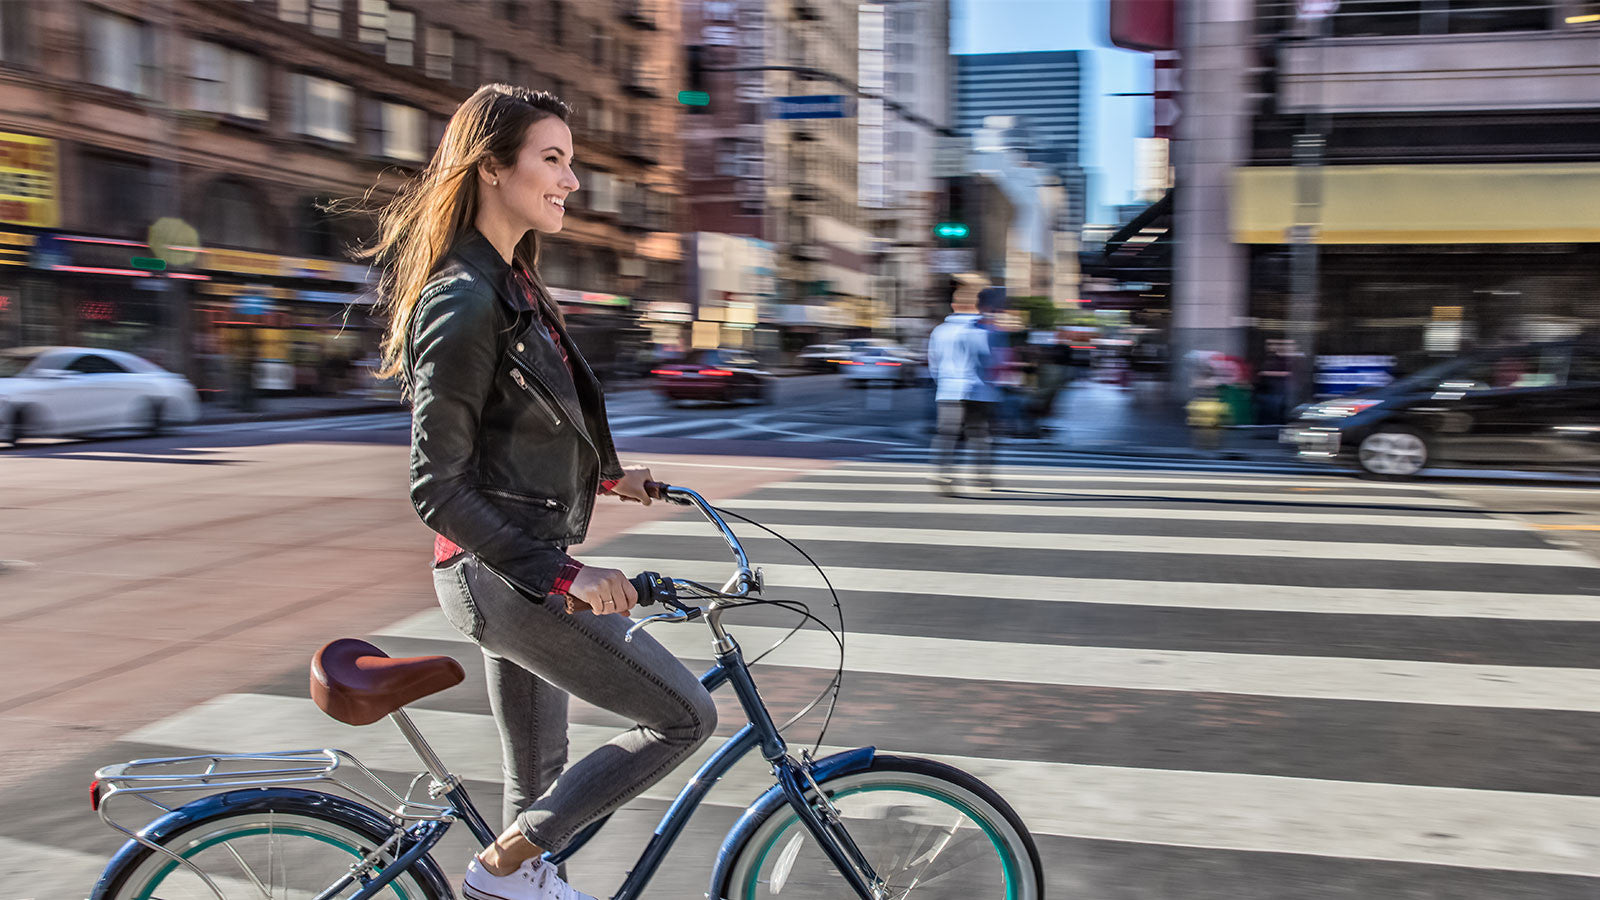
[840,348,921,387]
[0,346,202,445]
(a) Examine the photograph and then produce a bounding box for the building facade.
[955,50,1087,238]
[1173,0,1600,396]
[681,0,875,354]
[0,0,686,396]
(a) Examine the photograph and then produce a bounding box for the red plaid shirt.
[431,261,617,596]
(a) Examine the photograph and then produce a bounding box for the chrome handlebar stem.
[653,485,755,651]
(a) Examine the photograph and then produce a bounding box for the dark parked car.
[650,349,773,405]
[1281,340,1600,477]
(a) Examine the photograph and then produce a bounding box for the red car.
[651,349,774,405]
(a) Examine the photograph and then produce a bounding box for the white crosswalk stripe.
[62,462,1600,893]
[120,692,1600,877]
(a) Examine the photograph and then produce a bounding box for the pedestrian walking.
[927,279,1005,494]
[368,84,716,900]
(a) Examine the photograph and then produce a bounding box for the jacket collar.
[450,228,522,312]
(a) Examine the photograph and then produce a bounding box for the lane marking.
[629,520,1593,567]
[751,480,1477,507]
[715,498,1525,531]
[573,555,1600,621]
[383,610,1600,710]
[125,693,1600,877]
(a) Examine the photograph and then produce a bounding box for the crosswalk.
[19,462,1600,898]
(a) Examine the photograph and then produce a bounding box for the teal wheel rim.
[743,782,1021,899]
[136,824,411,900]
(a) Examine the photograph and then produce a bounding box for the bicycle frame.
[97,486,882,900]
[312,637,879,900]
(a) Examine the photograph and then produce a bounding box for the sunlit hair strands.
[361,84,572,387]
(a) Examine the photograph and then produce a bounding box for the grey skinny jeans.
[432,554,718,852]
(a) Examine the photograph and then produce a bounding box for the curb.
[198,401,405,427]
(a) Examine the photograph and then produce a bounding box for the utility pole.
[1288,1,1335,405]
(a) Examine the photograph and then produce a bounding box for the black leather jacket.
[406,229,624,598]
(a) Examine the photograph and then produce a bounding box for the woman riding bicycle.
[370,83,717,900]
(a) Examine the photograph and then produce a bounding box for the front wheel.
[99,805,449,899]
[1357,426,1429,477]
[719,755,1044,899]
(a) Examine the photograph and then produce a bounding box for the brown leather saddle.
[310,638,465,726]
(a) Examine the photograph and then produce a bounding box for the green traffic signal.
[678,90,710,107]
[934,222,969,239]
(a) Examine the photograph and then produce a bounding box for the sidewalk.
[198,392,404,425]
[1038,379,1297,463]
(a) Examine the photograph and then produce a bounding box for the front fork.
[774,754,887,899]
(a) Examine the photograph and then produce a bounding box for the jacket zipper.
[509,367,562,427]
[480,486,569,511]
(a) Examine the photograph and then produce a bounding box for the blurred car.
[839,348,921,388]
[840,337,920,363]
[797,343,849,372]
[1280,339,1600,477]
[650,348,773,405]
[0,346,202,446]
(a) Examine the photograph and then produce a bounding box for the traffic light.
[681,45,710,112]
[934,222,969,240]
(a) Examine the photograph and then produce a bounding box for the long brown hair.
[363,84,571,383]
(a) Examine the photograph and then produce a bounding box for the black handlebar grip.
[643,480,670,500]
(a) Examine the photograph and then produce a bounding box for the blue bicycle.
[89,484,1044,899]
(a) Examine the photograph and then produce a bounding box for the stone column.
[1171,0,1255,398]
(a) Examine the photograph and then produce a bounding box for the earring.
[493,179,499,187]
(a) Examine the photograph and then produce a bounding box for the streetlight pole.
[1287,6,1332,406]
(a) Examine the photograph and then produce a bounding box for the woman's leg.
[462,556,718,856]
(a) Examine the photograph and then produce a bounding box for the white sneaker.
[462,855,598,900]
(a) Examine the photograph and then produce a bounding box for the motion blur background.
[0,0,1592,413]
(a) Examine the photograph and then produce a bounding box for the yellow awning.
[1231,163,1600,244]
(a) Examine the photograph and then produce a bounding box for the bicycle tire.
[716,754,1044,900]
[95,788,453,900]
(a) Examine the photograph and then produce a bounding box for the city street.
[2,402,1598,899]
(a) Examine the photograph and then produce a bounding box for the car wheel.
[142,398,166,436]
[1357,427,1429,478]
[3,405,30,447]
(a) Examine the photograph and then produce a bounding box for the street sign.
[769,95,852,120]
[929,248,974,274]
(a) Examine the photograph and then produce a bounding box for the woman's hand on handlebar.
[567,565,638,616]
[609,465,655,505]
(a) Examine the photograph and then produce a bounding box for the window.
[85,154,151,237]
[715,139,739,176]
[358,0,413,64]
[549,1,565,42]
[358,0,386,44]
[0,0,32,65]
[311,0,343,37]
[386,7,414,65]
[590,25,608,68]
[278,0,308,24]
[425,26,452,79]
[381,102,426,161]
[190,42,267,120]
[453,34,478,87]
[482,50,508,83]
[292,73,353,142]
[86,10,155,97]
[67,354,127,375]
[587,170,618,214]
[497,0,523,22]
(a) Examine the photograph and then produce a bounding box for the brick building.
[0,0,684,396]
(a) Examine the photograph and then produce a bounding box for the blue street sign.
[769,95,852,119]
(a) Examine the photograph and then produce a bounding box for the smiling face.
[488,116,580,235]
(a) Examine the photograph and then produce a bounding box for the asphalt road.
[2,403,1598,899]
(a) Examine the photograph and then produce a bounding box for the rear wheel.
[102,807,446,899]
[141,398,166,436]
[2,405,30,447]
[1357,427,1429,477]
[720,755,1043,899]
